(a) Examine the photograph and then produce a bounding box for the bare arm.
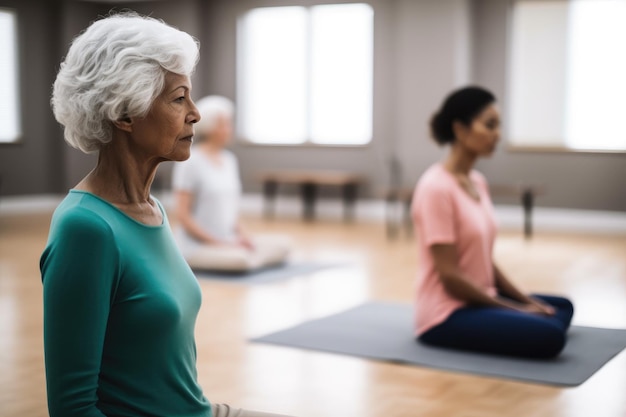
[174,190,221,244]
[493,264,532,303]
[431,244,520,309]
[234,221,255,250]
[494,263,555,315]
[432,244,554,315]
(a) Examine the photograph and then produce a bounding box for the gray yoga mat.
[251,302,626,386]
[194,261,347,284]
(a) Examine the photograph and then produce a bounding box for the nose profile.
[188,101,201,124]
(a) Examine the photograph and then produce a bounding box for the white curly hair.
[51,12,200,154]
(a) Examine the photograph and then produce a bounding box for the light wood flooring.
[1,210,625,417]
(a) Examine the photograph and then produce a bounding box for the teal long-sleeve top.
[40,190,212,417]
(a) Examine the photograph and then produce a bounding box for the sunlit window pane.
[565,0,626,151]
[237,4,373,146]
[238,7,307,143]
[310,3,373,145]
[509,1,568,147]
[238,7,308,144]
[0,9,20,143]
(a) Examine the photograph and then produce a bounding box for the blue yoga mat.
[194,261,347,284]
[251,302,626,386]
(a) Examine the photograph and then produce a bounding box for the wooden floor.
[1,209,625,417]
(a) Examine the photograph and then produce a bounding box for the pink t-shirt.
[411,163,498,335]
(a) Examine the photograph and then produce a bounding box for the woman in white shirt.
[172,96,290,272]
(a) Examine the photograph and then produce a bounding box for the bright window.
[509,0,626,152]
[238,3,373,145]
[0,9,20,143]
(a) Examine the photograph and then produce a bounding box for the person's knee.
[554,297,575,328]
[537,294,574,313]
[187,246,254,271]
[561,298,574,316]
[530,326,566,358]
[255,242,290,267]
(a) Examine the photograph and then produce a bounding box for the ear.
[112,116,133,133]
[452,119,469,142]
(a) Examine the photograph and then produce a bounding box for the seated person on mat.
[172,95,290,272]
[411,86,574,358]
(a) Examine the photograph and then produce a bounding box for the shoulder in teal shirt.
[40,190,212,417]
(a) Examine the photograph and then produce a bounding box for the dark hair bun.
[430,111,454,145]
[430,86,496,146]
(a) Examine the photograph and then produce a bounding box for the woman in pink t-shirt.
[412,86,573,358]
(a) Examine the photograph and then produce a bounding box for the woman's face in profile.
[466,104,501,157]
[127,72,200,162]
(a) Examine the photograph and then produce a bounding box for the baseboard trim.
[0,194,64,214]
[2,193,625,235]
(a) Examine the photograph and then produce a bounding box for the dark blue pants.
[418,295,574,358]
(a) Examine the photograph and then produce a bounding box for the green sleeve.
[41,208,120,417]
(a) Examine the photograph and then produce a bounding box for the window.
[0,9,20,143]
[509,0,626,152]
[237,3,373,145]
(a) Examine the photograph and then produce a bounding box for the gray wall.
[1,0,624,211]
[59,1,111,191]
[392,0,471,194]
[0,0,65,196]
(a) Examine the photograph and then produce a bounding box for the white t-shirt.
[171,148,241,256]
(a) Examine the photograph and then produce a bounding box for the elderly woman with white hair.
[172,96,290,272]
[40,12,293,417]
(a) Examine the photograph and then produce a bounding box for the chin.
[176,151,192,162]
[483,147,497,157]
[167,148,192,162]
[174,140,194,160]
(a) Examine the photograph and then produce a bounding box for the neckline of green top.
[69,189,166,229]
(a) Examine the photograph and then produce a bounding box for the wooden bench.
[385,183,545,239]
[258,170,365,221]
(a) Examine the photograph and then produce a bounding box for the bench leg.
[403,196,413,236]
[301,182,317,221]
[521,189,534,239]
[386,193,399,239]
[342,183,358,222]
[263,180,278,219]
